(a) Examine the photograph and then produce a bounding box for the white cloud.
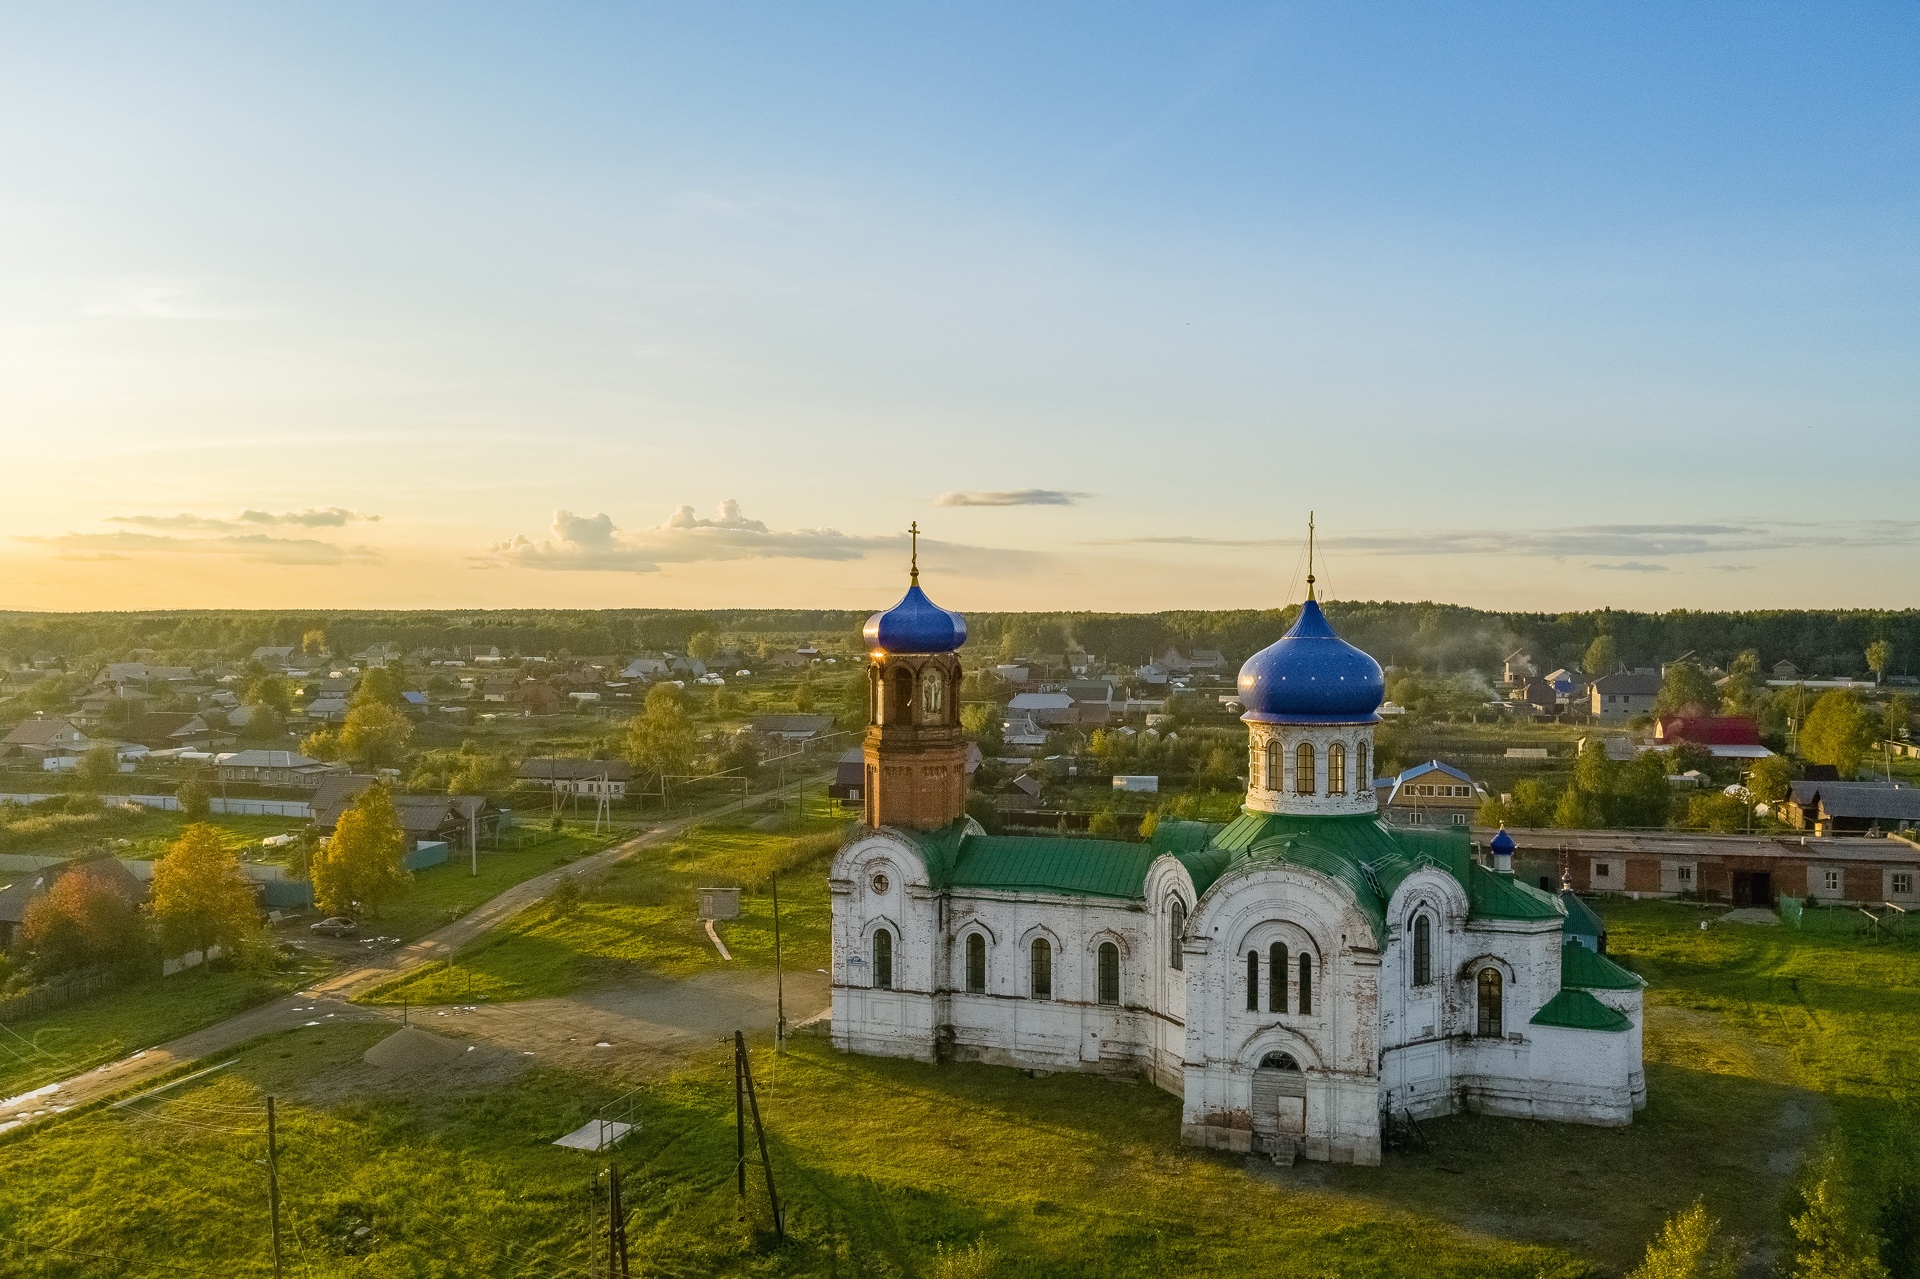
[109,507,378,532]
[936,489,1090,507]
[22,531,380,566]
[486,500,898,573]
[1591,561,1670,573]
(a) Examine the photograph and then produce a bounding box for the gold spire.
[1306,511,1316,602]
[909,521,920,583]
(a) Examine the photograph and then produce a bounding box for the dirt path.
[0,773,831,1133]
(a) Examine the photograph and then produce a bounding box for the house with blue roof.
[832,534,1645,1165]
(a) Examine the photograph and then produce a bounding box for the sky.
[2,4,1916,615]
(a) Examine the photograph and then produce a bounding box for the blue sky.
[2,4,1915,611]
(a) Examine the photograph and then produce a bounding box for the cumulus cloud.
[485,500,1052,576]
[936,489,1089,507]
[486,500,898,573]
[22,531,380,566]
[109,507,377,532]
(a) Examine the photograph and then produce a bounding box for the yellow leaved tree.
[312,783,408,917]
[148,823,261,958]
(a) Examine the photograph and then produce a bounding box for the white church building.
[831,556,1645,1165]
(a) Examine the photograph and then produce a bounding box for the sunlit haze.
[4,5,1916,613]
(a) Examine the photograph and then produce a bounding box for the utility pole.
[733,1031,784,1240]
[734,1036,747,1199]
[607,1165,630,1278]
[772,872,786,1052]
[267,1095,284,1279]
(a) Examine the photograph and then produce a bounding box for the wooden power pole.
[732,1031,784,1240]
[267,1095,284,1279]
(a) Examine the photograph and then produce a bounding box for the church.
[829,553,1645,1165]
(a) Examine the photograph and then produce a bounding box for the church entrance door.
[1250,1051,1307,1145]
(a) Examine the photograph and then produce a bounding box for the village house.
[1,715,93,762]
[215,749,341,788]
[1653,714,1772,760]
[515,757,634,800]
[1380,761,1485,826]
[1589,671,1662,722]
[1781,781,1920,837]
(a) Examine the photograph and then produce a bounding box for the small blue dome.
[1490,829,1515,856]
[1238,599,1385,723]
[864,580,967,654]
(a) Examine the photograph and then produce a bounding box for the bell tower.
[861,525,970,831]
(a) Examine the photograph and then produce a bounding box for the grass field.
[360,796,849,1005]
[364,824,622,942]
[0,965,314,1099]
[5,892,1917,1276]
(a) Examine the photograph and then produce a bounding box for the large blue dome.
[1237,599,1384,723]
[863,580,967,654]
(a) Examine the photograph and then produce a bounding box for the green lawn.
[6,890,1917,1275]
[0,965,312,1099]
[359,797,847,1004]
[366,825,621,942]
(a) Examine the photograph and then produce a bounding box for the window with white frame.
[1824,869,1841,892]
[1894,872,1915,895]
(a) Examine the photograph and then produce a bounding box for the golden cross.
[909,522,920,581]
[1306,511,1316,601]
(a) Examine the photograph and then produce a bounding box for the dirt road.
[0,774,832,1133]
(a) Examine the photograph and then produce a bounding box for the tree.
[148,823,261,957]
[1088,807,1119,837]
[1627,1200,1739,1279]
[301,628,329,658]
[311,784,407,917]
[353,666,406,708]
[244,673,292,714]
[1584,634,1620,677]
[1478,778,1556,829]
[1867,640,1894,686]
[1721,650,1765,716]
[1748,753,1796,807]
[22,865,148,975]
[1885,694,1914,744]
[239,704,287,742]
[338,702,412,769]
[839,672,872,729]
[1687,791,1749,834]
[1138,810,1160,839]
[447,751,515,795]
[960,702,1003,755]
[625,683,697,780]
[177,770,213,819]
[792,678,815,713]
[1792,1176,1891,1279]
[1801,691,1877,779]
[1089,728,1134,775]
[688,631,719,663]
[1197,743,1238,791]
[1657,662,1720,716]
[74,744,120,795]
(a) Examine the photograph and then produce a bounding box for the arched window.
[1259,1051,1301,1071]
[1298,952,1313,1015]
[1295,742,1316,795]
[1168,900,1186,971]
[868,669,882,724]
[888,668,913,724]
[1098,942,1120,1005]
[1030,938,1052,1000]
[1327,742,1346,795]
[965,932,986,994]
[1412,915,1432,987]
[921,669,945,722]
[1245,950,1259,1012]
[1268,943,1288,1013]
[1357,740,1369,790]
[1478,967,1503,1036]
[872,928,893,990]
[1262,741,1279,790]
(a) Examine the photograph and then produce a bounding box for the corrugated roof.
[1529,988,1633,1032]
[1560,941,1643,990]
[1467,865,1565,923]
[1560,890,1605,941]
[949,835,1158,899]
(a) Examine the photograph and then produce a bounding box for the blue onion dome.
[1490,828,1515,856]
[863,579,967,654]
[1237,599,1385,723]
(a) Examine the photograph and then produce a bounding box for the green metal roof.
[1466,863,1567,923]
[1560,890,1606,941]
[1560,941,1643,990]
[949,834,1158,900]
[1529,988,1634,1033]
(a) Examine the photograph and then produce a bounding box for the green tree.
[1627,1200,1739,1279]
[239,704,287,742]
[1137,810,1160,839]
[1478,778,1556,829]
[74,743,121,795]
[1090,728,1134,775]
[300,725,341,761]
[353,666,407,708]
[1867,640,1894,686]
[1721,650,1765,715]
[1748,753,1796,807]
[1087,807,1119,837]
[177,770,213,819]
[447,751,515,795]
[148,823,261,957]
[792,677,815,713]
[626,683,697,780]
[311,784,407,917]
[1792,1176,1891,1279]
[338,701,413,769]
[688,631,719,663]
[960,701,1003,755]
[243,673,292,713]
[1584,634,1620,677]
[301,628,329,659]
[1197,743,1238,791]
[839,672,872,729]
[1885,694,1914,744]
[1657,662,1720,716]
[1687,791,1748,833]
[1801,691,1877,778]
